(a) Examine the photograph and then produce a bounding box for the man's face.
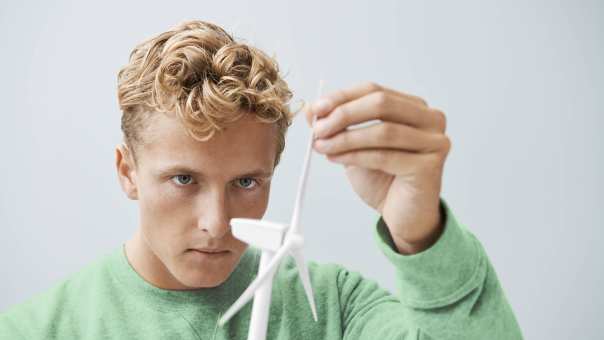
[118,113,278,289]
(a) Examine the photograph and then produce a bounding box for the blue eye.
[236,178,258,189]
[171,175,194,186]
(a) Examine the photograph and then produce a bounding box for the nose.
[196,190,231,239]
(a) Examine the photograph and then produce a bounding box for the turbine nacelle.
[230,218,288,252]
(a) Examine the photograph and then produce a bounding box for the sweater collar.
[108,243,261,312]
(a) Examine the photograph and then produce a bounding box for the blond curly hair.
[117,20,296,167]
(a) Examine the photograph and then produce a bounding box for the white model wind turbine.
[218,80,325,340]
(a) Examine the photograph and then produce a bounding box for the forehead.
[139,112,279,177]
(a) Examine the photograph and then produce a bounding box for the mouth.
[188,248,230,255]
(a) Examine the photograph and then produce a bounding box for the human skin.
[116,112,278,289]
[306,82,451,255]
[115,81,451,290]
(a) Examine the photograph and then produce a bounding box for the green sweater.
[0,198,523,339]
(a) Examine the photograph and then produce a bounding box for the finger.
[376,86,429,108]
[326,149,443,176]
[304,82,429,127]
[312,91,443,139]
[304,82,382,126]
[313,122,448,155]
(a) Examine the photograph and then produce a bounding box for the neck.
[124,228,190,290]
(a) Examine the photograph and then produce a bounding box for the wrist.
[391,204,445,255]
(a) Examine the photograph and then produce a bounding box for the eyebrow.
[155,165,274,179]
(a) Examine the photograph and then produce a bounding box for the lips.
[190,248,229,254]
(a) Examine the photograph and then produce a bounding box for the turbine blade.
[291,250,318,322]
[290,80,325,234]
[218,238,297,326]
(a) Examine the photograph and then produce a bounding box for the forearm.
[375,198,523,339]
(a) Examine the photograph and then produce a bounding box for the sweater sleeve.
[339,197,523,340]
[0,313,25,340]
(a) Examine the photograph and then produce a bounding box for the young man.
[0,20,523,339]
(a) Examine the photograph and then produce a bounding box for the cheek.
[141,178,192,215]
[231,184,271,218]
[138,180,193,251]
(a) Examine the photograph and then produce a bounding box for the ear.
[115,143,139,200]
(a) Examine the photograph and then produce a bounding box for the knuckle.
[372,91,389,110]
[432,109,447,132]
[433,135,451,156]
[379,123,396,140]
[442,135,452,153]
[332,106,349,126]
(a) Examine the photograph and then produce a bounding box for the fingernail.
[313,139,328,152]
[313,120,327,137]
[313,98,331,113]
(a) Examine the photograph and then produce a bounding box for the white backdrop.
[1,1,602,339]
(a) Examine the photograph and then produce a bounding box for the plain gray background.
[1,0,602,339]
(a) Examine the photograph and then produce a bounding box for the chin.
[168,249,245,289]
[173,260,236,288]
